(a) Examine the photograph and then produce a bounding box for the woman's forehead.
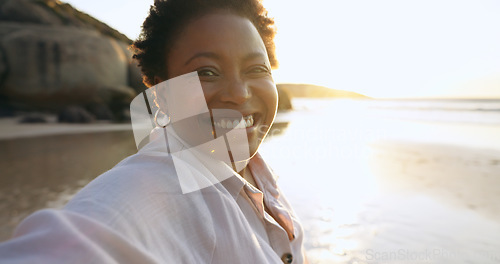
[169,12,267,60]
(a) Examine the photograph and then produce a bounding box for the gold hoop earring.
[154,109,171,128]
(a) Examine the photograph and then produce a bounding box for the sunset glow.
[65,0,500,98]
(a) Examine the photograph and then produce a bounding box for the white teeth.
[235,120,245,129]
[245,115,253,127]
[213,115,254,129]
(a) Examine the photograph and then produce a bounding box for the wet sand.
[370,141,500,222]
[0,119,137,241]
[259,115,500,264]
[2,112,500,263]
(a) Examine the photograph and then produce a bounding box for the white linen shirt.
[0,127,307,263]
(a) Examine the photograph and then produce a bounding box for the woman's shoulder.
[0,152,220,263]
[77,151,181,194]
[64,149,232,222]
[64,152,185,224]
[62,151,219,247]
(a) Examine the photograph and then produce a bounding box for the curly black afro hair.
[132,0,278,88]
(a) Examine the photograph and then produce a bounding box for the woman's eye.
[248,66,270,75]
[197,68,218,77]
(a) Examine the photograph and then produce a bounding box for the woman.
[0,0,307,263]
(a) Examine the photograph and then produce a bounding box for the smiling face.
[158,11,278,159]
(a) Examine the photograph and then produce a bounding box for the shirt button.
[281,253,293,263]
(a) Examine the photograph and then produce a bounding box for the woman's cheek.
[254,78,278,98]
[201,83,219,105]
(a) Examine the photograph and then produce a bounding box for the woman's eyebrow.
[184,52,221,65]
[242,52,267,63]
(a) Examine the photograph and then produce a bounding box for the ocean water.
[292,98,500,125]
[260,98,500,264]
[285,98,500,149]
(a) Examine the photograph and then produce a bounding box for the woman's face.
[161,11,278,159]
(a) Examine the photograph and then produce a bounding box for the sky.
[64,0,500,99]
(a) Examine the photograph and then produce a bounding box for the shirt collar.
[145,127,295,240]
[145,127,251,198]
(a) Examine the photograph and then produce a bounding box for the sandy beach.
[259,100,500,264]
[261,139,500,264]
[371,141,500,222]
[1,99,500,264]
[0,118,137,241]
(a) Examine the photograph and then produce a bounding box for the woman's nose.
[219,78,251,104]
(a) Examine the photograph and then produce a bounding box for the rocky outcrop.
[0,0,131,43]
[277,83,369,99]
[0,0,65,26]
[1,24,134,106]
[0,0,146,122]
[277,87,292,111]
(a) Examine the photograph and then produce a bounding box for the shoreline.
[0,117,132,140]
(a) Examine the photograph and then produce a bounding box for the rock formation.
[0,0,146,122]
[277,83,369,99]
[277,86,292,111]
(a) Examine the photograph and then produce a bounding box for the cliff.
[0,0,131,43]
[0,0,145,122]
